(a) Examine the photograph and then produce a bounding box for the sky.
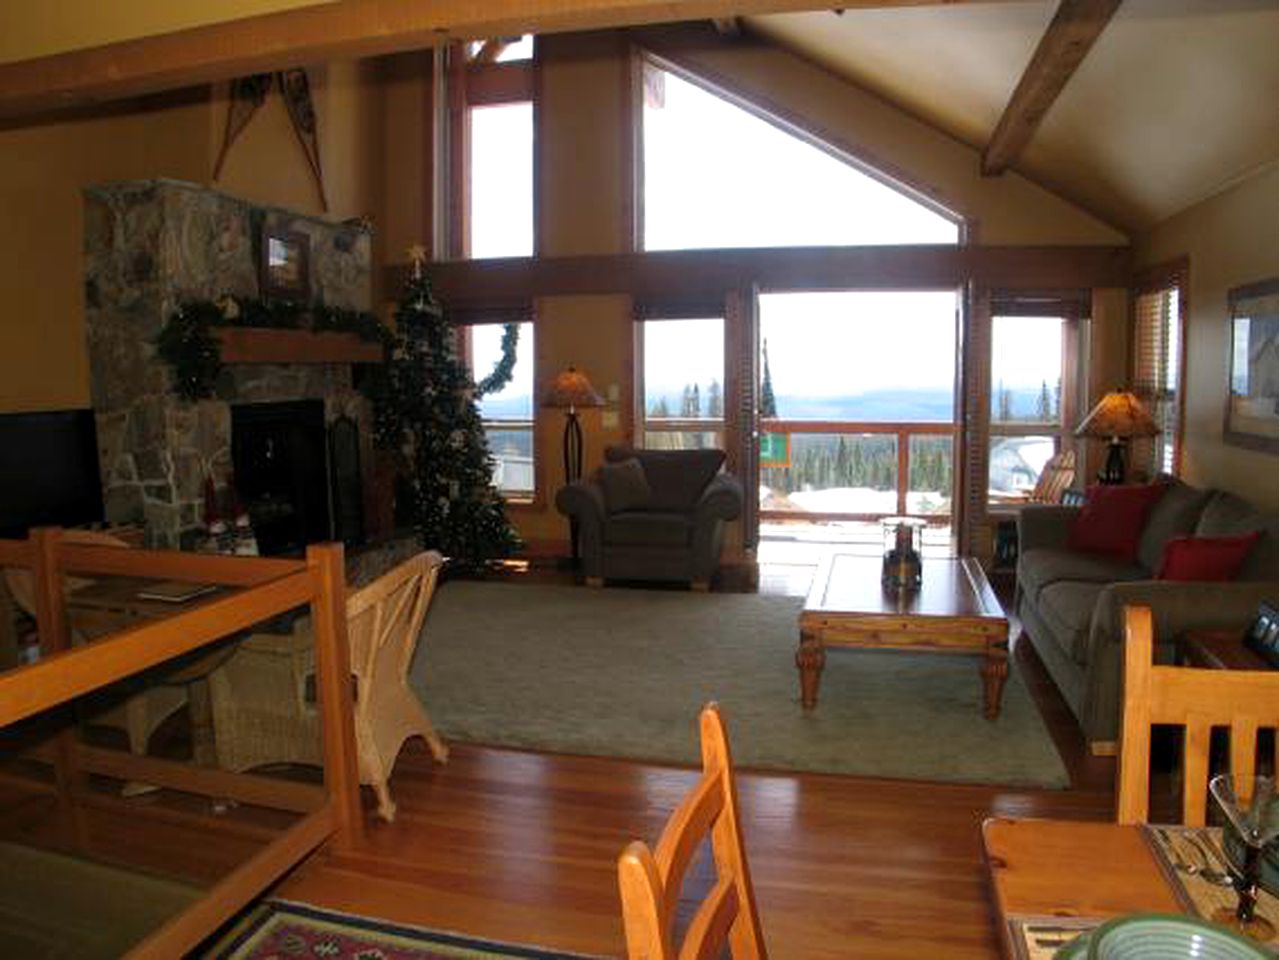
[466,58,1063,411]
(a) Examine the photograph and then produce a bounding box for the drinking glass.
[1209,774,1279,940]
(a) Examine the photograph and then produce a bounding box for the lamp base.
[1098,439,1126,485]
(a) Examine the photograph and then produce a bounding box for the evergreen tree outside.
[1037,380,1053,421]
[760,339,778,418]
[706,379,723,418]
[367,259,521,569]
[997,380,1013,422]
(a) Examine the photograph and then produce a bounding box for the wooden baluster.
[30,527,86,846]
[307,543,363,849]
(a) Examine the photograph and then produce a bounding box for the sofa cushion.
[1155,532,1262,581]
[1194,491,1279,581]
[1037,580,1107,664]
[599,457,652,514]
[1018,547,1147,603]
[606,446,725,512]
[1067,483,1166,562]
[1136,479,1212,572]
[603,511,692,547]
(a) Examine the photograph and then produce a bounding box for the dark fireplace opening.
[231,400,332,556]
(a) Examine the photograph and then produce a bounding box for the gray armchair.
[556,446,743,590]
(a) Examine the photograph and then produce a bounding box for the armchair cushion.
[604,511,692,547]
[606,446,725,512]
[599,457,652,514]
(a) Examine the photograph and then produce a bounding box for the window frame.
[985,294,1086,506]
[634,308,728,453]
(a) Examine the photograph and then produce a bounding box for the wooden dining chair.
[617,703,767,960]
[1116,604,1279,825]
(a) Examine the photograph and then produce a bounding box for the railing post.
[30,527,69,656]
[307,542,363,849]
[30,527,85,844]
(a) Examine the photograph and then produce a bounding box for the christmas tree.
[366,248,521,568]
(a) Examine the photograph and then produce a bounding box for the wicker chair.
[207,550,449,821]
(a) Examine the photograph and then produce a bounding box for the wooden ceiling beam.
[0,0,1030,122]
[981,0,1121,177]
[383,245,1134,306]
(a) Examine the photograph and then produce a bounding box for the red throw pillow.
[1155,532,1262,581]
[1066,483,1167,562]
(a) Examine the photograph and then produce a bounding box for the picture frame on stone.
[259,227,310,301]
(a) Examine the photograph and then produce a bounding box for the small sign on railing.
[760,432,790,469]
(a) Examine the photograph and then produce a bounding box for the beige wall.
[0,60,385,415]
[0,94,212,413]
[1136,163,1279,510]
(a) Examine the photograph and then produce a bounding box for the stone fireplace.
[83,179,373,550]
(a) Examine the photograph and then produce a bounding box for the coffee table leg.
[796,631,826,710]
[981,650,1009,720]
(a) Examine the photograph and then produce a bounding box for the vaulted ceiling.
[747,0,1279,234]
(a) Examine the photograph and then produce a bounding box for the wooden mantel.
[215,328,384,365]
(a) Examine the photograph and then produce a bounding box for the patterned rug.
[208,901,601,960]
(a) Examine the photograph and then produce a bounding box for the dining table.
[982,816,1279,959]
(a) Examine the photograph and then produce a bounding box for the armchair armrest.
[555,480,606,527]
[695,473,743,524]
[1016,504,1080,553]
[1080,579,1279,743]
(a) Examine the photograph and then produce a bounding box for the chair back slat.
[618,704,767,960]
[1117,605,1279,827]
[680,876,739,960]
[345,552,442,683]
[1181,719,1211,826]
[654,775,724,921]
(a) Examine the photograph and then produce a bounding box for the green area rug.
[210,900,599,959]
[413,582,1069,789]
[0,841,201,958]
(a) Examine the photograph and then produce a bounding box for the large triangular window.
[641,63,960,250]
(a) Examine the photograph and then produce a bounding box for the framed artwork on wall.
[1224,277,1279,454]
[259,227,310,301]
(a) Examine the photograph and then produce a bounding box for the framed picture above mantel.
[259,227,310,300]
[1225,276,1279,454]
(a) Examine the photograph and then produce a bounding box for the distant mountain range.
[480,387,1053,422]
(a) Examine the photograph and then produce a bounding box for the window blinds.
[1131,264,1186,477]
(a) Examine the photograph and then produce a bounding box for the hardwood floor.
[278,550,1118,959]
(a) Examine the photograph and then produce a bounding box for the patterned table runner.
[1144,824,1279,953]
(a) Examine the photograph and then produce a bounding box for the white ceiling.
[746,0,1279,234]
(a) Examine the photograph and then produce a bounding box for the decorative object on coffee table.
[542,365,605,565]
[1211,774,1279,939]
[1075,388,1159,484]
[881,516,924,592]
[797,554,1009,719]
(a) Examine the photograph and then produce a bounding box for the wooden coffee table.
[796,553,1010,719]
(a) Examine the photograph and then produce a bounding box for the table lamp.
[1074,389,1159,485]
[542,365,605,562]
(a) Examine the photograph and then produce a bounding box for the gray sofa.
[1016,479,1279,752]
[555,446,743,589]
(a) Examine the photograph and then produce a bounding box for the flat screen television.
[0,409,105,538]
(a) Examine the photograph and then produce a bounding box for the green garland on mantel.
[155,295,520,409]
